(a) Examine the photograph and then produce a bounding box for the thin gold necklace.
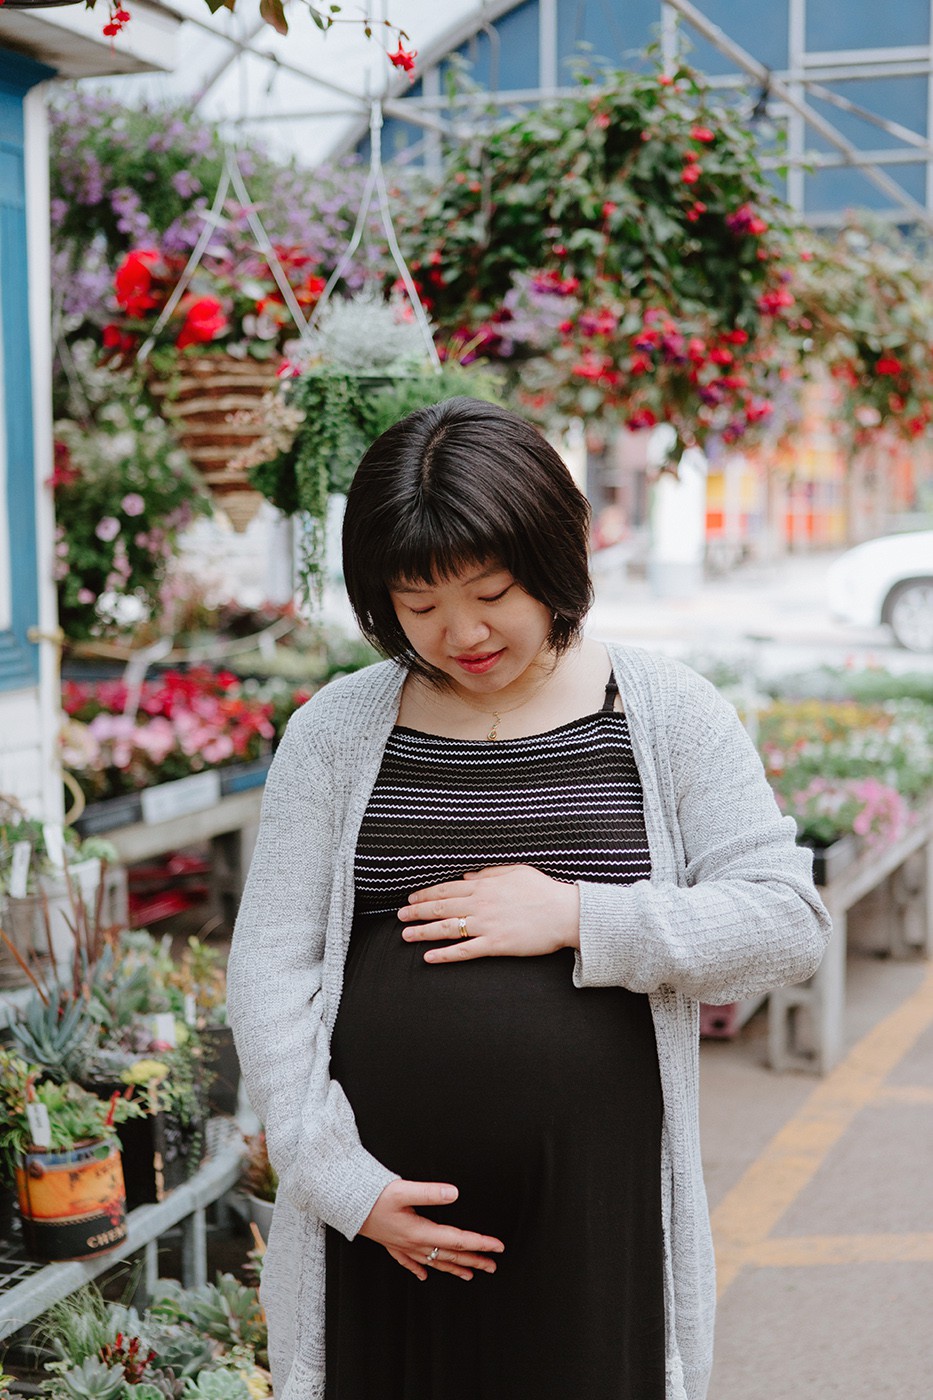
[452,665,558,741]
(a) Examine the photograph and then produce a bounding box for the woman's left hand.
[398,864,580,962]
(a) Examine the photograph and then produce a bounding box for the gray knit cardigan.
[227,644,831,1400]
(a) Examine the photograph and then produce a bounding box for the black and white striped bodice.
[353,679,651,916]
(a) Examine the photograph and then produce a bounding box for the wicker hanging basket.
[148,355,279,532]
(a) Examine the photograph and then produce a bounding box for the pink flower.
[122,493,145,516]
[77,588,96,604]
[95,516,121,542]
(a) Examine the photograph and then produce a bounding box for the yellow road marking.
[750,1233,933,1269]
[875,1084,933,1107]
[711,962,933,1296]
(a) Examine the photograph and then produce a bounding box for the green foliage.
[248,363,501,599]
[150,1276,267,1366]
[2,1074,143,1159]
[0,1047,34,1185]
[8,991,100,1084]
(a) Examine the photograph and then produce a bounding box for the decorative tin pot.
[15,1138,127,1261]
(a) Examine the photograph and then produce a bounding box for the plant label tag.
[9,842,32,899]
[26,1101,51,1149]
[42,823,67,869]
[150,1012,177,1048]
[184,994,197,1026]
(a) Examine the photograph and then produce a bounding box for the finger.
[408,1224,505,1255]
[406,878,474,902]
[398,896,467,922]
[429,1258,475,1280]
[424,939,491,963]
[388,1247,427,1281]
[394,1181,460,1208]
[402,918,472,943]
[424,1249,497,1273]
[461,866,519,878]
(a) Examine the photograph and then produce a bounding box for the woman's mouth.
[453,649,504,674]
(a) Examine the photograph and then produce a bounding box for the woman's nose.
[445,610,490,649]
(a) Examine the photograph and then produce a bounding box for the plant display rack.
[0,1116,249,1342]
[768,797,933,1074]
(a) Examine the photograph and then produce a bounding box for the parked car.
[826,531,933,652]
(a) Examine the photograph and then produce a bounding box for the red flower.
[757,288,794,315]
[726,204,768,236]
[658,74,673,86]
[114,249,161,317]
[627,407,658,429]
[681,166,701,185]
[176,296,228,349]
[724,328,750,345]
[690,125,715,143]
[709,347,734,366]
[628,353,652,376]
[876,354,903,376]
[387,42,417,74]
[594,112,611,129]
[602,201,618,219]
[686,201,707,222]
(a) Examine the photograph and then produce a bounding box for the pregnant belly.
[330,913,660,1226]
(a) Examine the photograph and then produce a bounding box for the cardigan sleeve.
[226,711,397,1238]
[573,674,832,1002]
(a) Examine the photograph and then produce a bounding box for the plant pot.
[201,1025,241,1116]
[148,356,279,532]
[0,893,51,989]
[83,1078,206,1209]
[245,1192,275,1243]
[15,1138,127,1262]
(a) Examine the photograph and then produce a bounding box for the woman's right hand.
[358,1179,505,1281]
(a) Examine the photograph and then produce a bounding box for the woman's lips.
[453,649,504,674]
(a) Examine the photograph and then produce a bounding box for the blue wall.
[0,51,52,691]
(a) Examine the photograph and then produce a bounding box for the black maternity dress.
[325,679,666,1400]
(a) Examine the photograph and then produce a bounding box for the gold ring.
[427,1246,440,1262]
[457,917,470,939]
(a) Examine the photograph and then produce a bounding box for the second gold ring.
[457,916,470,939]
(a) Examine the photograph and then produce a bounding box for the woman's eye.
[408,606,434,616]
[480,586,512,603]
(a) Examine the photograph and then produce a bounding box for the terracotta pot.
[148,355,278,531]
[16,1138,127,1261]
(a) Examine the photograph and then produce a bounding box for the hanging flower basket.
[147,356,280,532]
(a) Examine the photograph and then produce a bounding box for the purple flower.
[95,516,121,542]
[171,170,202,199]
[122,493,145,516]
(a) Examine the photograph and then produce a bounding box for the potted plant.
[2,1069,141,1262]
[239,1132,277,1243]
[171,937,241,1117]
[245,293,501,598]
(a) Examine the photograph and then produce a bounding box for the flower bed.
[61,667,309,821]
[757,697,933,852]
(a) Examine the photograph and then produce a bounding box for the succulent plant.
[41,1356,126,1400]
[182,1370,249,1400]
[150,1277,266,1363]
[9,988,99,1083]
[149,1330,216,1381]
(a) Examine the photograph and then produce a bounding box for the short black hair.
[342,396,593,678]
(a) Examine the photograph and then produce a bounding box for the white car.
[827,530,933,651]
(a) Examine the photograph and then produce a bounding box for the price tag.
[150,1012,177,1048]
[9,842,32,899]
[42,823,66,869]
[184,994,197,1027]
[26,1101,51,1150]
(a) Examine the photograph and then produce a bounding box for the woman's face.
[389,561,555,695]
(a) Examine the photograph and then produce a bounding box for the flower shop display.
[0,809,119,987]
[19,1274,269,1400]
[52,349,211,643]
[238,1132,277,1243]
[396,63,797,455]
[0,1051,142,1263]
[61,668,283,835]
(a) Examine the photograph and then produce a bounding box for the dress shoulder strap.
[600,676,620,712]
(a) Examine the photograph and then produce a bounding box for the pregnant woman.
[227,397,830,1400]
